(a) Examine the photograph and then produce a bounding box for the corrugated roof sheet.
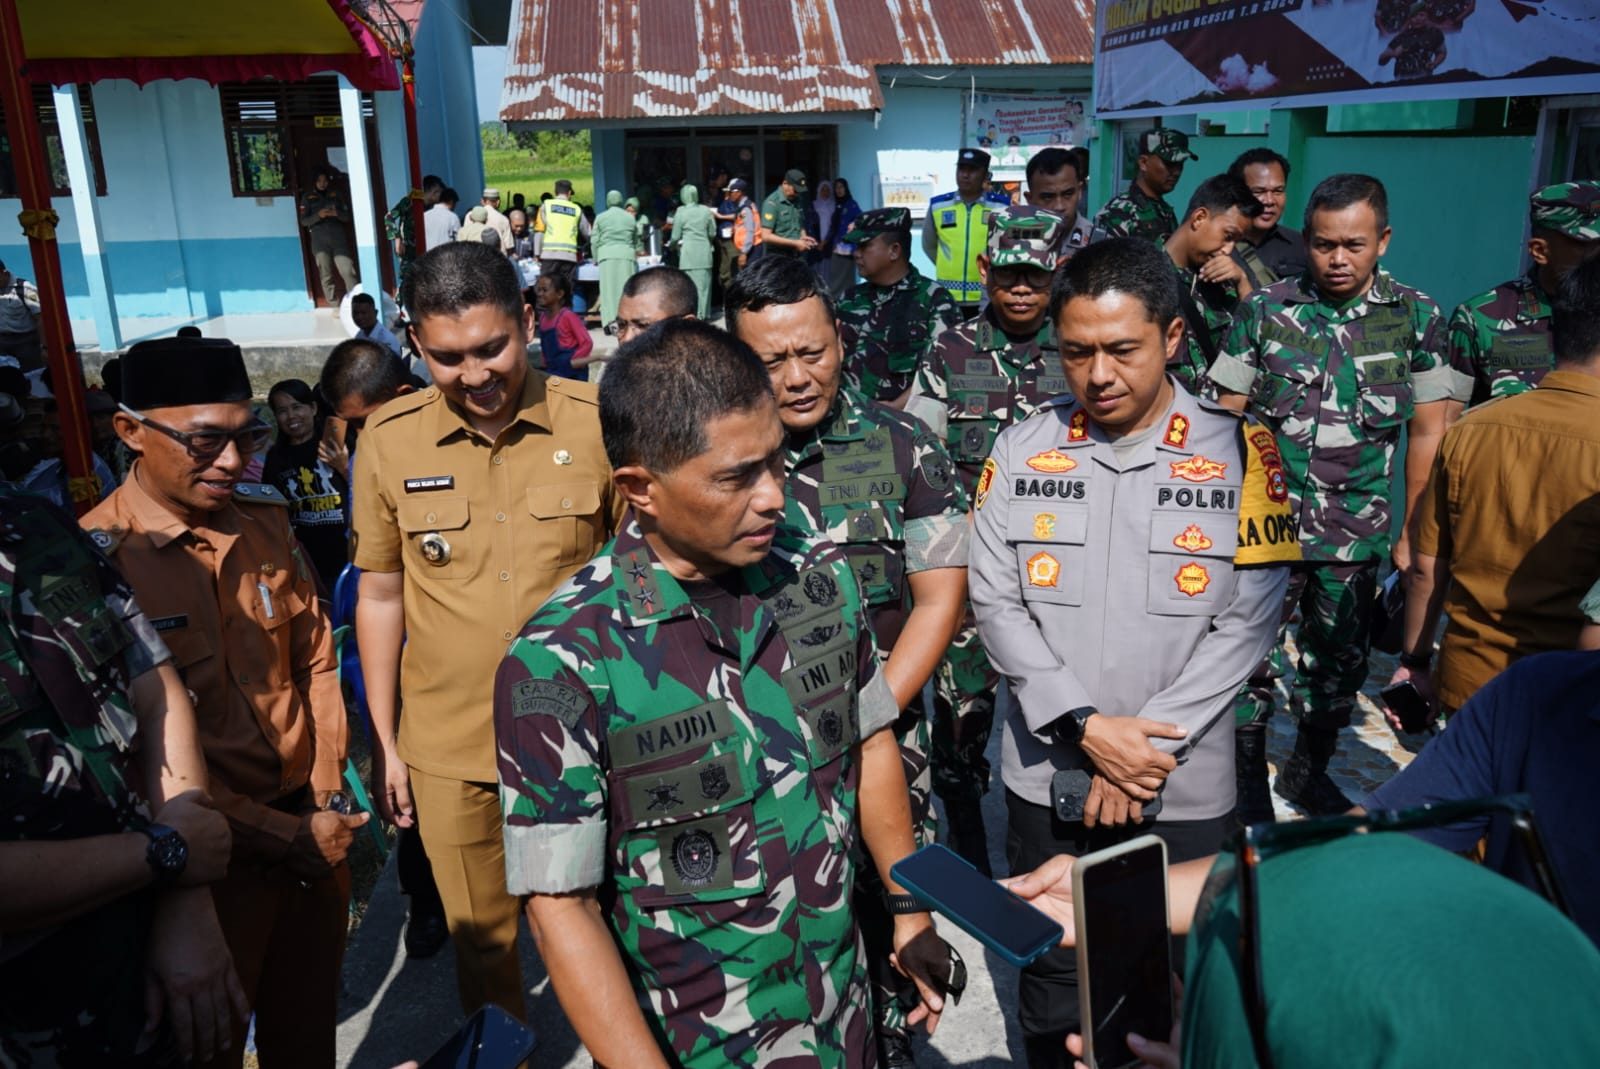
[500,0,1093,124]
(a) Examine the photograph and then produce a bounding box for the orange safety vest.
[733,202,762,249]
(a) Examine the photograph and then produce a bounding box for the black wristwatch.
[886,894,924,915]
[139,823,188,886]
[1398,649,1433,670]
[1049,706,1099,746]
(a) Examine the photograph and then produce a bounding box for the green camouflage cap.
[843,206,912,245]
[986,206,1065,271]
[1138,126,1198,164]
[1529,181,1600,241]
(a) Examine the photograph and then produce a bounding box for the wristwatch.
[886,894,924,915]
[1398,649,1433,670]
[1049,706,1099,746]
[139,823,188,886]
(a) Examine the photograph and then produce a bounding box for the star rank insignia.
[1164,413,1190,449]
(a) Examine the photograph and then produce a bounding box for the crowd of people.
[4,134,1600,1069]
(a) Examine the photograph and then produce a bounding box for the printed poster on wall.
[965,93,1090,173]
[1094,0,1600,118]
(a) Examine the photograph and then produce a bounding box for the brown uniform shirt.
[1414,370,1600,708]
[83,464,345,860]
[350,370,623,781]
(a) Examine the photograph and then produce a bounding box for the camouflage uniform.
[1446,182,1600,406]
[384,195,417,288]
[1093,127,1196,243]
[1171,262,1240,396]
[836,213,961,404]
[779,390,968,1034]
[495,518,899,1069]
[905,208,1070,815]
[1208,269,1465,733]
[0,488,178,1067]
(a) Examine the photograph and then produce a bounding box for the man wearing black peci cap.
[759,169,817,258]
[84,337,360,1069]
[924,148,1012,320]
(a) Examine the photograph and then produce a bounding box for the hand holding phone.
[891,844,1063,968]
[1380,679,1434,734]
[1073,836,1173,1069]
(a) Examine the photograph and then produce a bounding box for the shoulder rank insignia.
[1067,410,1089,442]
[1164,413,1190,449]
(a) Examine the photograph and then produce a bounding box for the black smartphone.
[1072,835,1173,1069]
[891,843,1063,967]
[1380,679,1433,734]
[1052,768,1162,823]
[420,1004,537,1069]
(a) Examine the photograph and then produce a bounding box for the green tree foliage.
[478,124,590,168]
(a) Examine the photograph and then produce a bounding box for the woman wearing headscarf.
[592,189,638,328]
[668,183,717,319]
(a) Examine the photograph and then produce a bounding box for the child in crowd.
[532,272,593,382]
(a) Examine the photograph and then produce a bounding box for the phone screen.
[893,845,1061,962]
[420,1004,537,1069]
[1080,842,1172,1069]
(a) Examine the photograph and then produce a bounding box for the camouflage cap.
[1138,127,1198,164]
[1529,181,1600,241]
[986,206,1066,272]
[843,206,912,245]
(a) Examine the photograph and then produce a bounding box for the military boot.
[878,1024,917,1069]
[1234,724,1275,828]
[1274,726,1354,816]
[944,802,992,878]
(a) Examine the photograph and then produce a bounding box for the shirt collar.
[428,371,552,445]
[1534,369,1600,401]
[117,460,236,549]
[1285,267,1400,309]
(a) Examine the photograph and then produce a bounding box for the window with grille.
[220,78,375,198]
[0,84,107,198]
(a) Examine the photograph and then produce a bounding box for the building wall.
[413,0,485,201]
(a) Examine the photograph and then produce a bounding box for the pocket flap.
[1149,514,1239,558]
[396,495,469,533]
[164,627,214,668]
[527,483,601,520]
[1007,506,1089,545]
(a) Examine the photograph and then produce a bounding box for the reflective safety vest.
[733,201,761,250]
[542,199,582,259]
[931,192,1006,305]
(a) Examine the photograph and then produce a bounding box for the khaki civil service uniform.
[84,465,349,1069]
[350,370,623,1016]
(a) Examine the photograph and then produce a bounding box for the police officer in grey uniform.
[968,239,1300,1068]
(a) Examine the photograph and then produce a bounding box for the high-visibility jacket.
[733,201,761,252]
[930,191,1008,305]
[541,199,582,260]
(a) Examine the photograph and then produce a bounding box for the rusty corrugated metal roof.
[500,0,1093,124]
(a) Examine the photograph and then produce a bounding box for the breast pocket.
[1147,513,1240,616]
[1252,370,1307,421]
[1009,506,1088,606]
[527,482,604,570]
[395,495,476,581]
[609,745,766,910]
[1354,354,1415,431]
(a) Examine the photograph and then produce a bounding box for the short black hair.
[403,241,524,326]
[1026,147,1081,188]
[554,179,573,195]
[1048,236,1182,328]
[175,325,202,338]
[350,292,377,309]
[1228,148,1291,183]
[1553,255,1600,364]
[439,187,458,207]
[1184,174,1265,222]
[538,268,573,305]
[1304,173,1389,234]
[320,338,410,409]
[724,254,835,337]
[600,319,773,472]
[267,378,316,408]
[621,266,697,317]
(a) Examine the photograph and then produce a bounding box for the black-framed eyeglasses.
[989,265,1053,291]
[118,403,274,461]
[1197,795,1568,1069]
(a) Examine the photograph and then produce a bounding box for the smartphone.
[891,843,1063,968]
[1380,679,1433,734]
[1072,835,1173,1069]
[420,1004,537,1069]
[1052,768,1161,823]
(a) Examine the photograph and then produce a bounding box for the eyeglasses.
[989,266,1053,291]
[1198,794,1567,1069]
[604,313,690,340]
[118,403,274,461]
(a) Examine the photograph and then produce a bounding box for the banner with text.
[1094,0,1600,117]
[965,92,1090,172]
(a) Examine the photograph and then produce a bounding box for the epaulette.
[928,191,958,206]
[1039,394,1075,412]
[232,482,289,506]
[1199,394,1245,418]
[544,375,600,406]
[367,385,437,429]
[984,191,1012,206]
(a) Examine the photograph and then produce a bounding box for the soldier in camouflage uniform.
[906,206,1069,874]
[1092,128,1196,243]
[0,488,242,1068]
[383,175,441,292]
[1162,174,1263,394]
[495,320,957,1069]
[1210,174,1468,820]
[1447,180,1600,407]
[836,207,962,407]
[727,255,969,1068]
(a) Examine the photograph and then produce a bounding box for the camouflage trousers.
[856,704,936,1030]
[1233,560,1380,731]
[928,616,1000,807]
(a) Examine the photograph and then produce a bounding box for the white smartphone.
[1072,834,1173,1069]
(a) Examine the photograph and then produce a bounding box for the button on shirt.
[1412,370,1600,710]
[350,371,623,781]
[83,465,345,859]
